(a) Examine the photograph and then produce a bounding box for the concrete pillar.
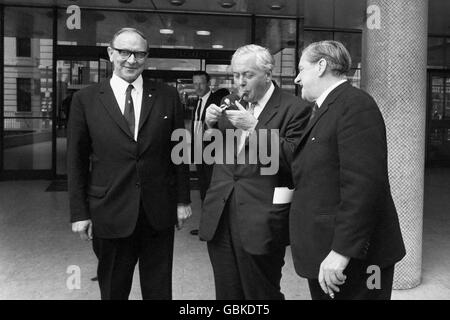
[361,0,428,289]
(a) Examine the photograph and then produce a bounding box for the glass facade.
[3,7,53,171]
[255,17,297,95]
[0,1,448,177]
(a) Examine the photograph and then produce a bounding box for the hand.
[176,204,192,230]
[318,250,350,299]
[205,104,223,128]
[224,100,257,131]
[72,219,93,241]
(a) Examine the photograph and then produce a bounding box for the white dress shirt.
[253,82,275,119]
[194,90,211,134]
[110,74,143,140]
[315,79,347,108]
[237,82,275,154]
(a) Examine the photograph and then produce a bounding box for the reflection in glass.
[3,120,52,170]
[255,18,297,92]
[431,76,444,120]
[445,77,450,119]
[147,58,200,71]
[58,10,251,50]
[3,7,53,170]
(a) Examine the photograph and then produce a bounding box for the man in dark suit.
[68,28,191,300]
[190,72,229,236]
[290,40,406,300]
[199,44,310,299]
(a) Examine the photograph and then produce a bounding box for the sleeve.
[254,99,311,174]
[67,91,92,222]
[331,93,388,259]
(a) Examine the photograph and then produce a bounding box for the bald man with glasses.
[68,27,191,300]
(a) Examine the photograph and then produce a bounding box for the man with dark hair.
[68,27,191,300]
[291,40,406,300]
[190,71,228,235]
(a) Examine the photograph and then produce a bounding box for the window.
[428,37,445,67]
[16,38,31,57]
[17,78,32,112]
[255,18,297,94]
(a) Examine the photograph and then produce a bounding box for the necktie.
[194,98,203,134]
[124,84,135,137]
[308,102,319,125]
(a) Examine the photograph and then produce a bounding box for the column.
[361,0,428,289]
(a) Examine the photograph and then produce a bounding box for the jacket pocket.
[86,184,109,198]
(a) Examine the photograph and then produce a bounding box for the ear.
[317,58,327,77]
[107,47,114,63]
[266,70,273,83]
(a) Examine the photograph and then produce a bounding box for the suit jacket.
[289,81,406,279]
[67,78,190,238]
[199,86,310,255]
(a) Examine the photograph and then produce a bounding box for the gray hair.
[231,44,274,73]
[302,40,352,76]
[110,27,148,49]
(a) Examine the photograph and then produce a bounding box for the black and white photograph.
[0,0,449,308]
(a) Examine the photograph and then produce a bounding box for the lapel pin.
[148,94,152,98]
[311,137,316,141]
[164,116,168,119]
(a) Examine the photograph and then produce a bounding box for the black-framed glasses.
[111,47,148,60]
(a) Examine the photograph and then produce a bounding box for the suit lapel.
[295,81,350,151]
[254,86,281,130]
[201,94,214,122]
[138,80,157,133]
[98,80,133,138]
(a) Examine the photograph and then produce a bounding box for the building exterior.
[1,0,448,179]
[0,0,449,289]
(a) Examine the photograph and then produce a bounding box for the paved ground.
[0,168,449,299]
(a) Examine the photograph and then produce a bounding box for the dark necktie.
[308,102,319,125]
[124,84,135,137]
[194,98,202,134]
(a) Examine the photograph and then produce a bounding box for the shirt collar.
[315,79,347,108]
[255,82,275,108]
[200,90,211,102]
[111,73,143,93]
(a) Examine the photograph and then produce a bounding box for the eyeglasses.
[111,47,148,60]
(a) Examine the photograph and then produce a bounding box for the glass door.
[427,72,450,166]
[55,57,112,177]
